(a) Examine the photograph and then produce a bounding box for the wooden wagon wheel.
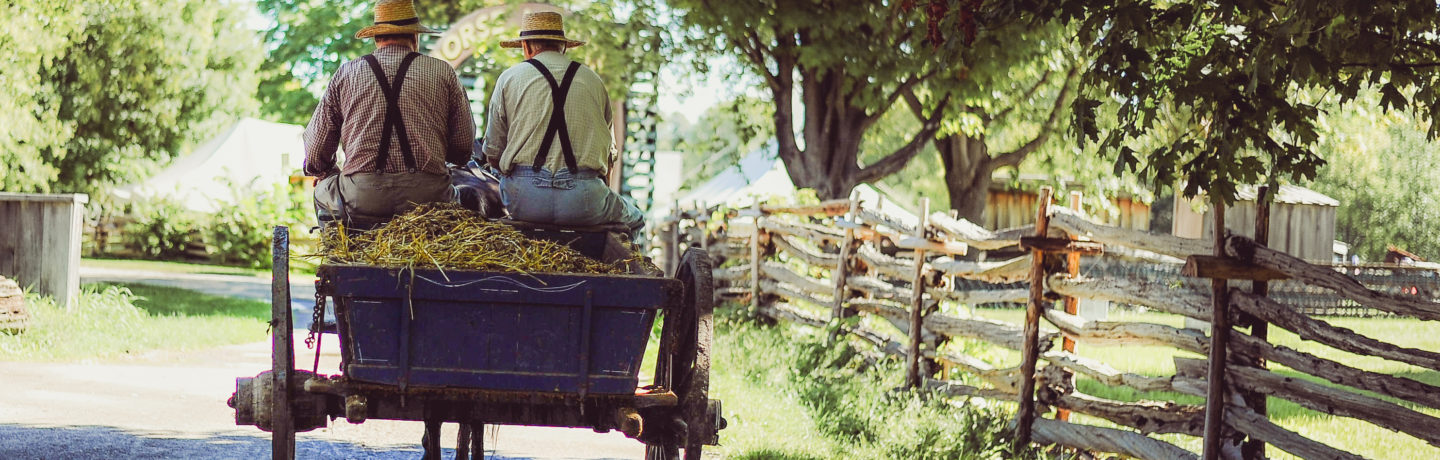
[646,248,714,460]
[271,226,297,460]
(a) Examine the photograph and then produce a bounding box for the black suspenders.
[525,59,582,173]
[362,52,421,173]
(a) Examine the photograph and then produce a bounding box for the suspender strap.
[524,59,582,173]
[362,53,421,173]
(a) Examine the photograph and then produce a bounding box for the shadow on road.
[0,424,542,460]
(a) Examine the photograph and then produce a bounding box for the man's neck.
[376,42,416,52]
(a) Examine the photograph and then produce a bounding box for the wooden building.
[1174,184,1338,262]
[984,177,1151,231]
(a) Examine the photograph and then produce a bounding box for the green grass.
[708,307,1037,459]
[0,283,270,361]
[82,257,317,278]
[970,307,1440,459]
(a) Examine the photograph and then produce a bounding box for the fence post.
[1202,199,1230,460]
[1056,190,1083,422]
[1241,186,1272,460]
[905,198,931,389]
[832,198,860,324]
[750,202,763,313]
[1015,187,1053,450]
[670,202,683,275]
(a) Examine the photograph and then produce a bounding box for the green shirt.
[481,51,615,175]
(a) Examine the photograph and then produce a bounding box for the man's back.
[304,45,472,177]
[482,50,613,175]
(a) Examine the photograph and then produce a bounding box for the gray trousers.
[313,172,454,223]
[500,168,645,234]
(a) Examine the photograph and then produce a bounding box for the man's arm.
[443,67,475,167]
[479,74,510,170]
[303,67,344,178]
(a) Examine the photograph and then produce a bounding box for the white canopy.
[115,118,306,211]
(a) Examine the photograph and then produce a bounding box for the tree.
[905,22,1080,222]
[669,0,962,199]
[915,1,1440,202]
[0,0,260,194]
[1310,96,1440,261]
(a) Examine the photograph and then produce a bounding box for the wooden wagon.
[230,225,722,459]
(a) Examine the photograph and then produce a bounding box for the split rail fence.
[656,188,1440,460]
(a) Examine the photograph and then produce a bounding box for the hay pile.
[320,203,627,275]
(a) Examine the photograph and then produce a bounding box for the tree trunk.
[938,133,992,223]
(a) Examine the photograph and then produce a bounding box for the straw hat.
[500,12,585,49]
[354,0,440,39]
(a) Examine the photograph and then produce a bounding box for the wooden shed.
[1173,184,1338,262]
[984,176,1151,231]
[0,193,87,307]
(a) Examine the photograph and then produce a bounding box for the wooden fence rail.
[660,192,1440,460]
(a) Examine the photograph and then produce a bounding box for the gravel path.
[0,268,648,459]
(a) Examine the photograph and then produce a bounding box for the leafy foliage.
[0,0,260,194]
[673,95,776,186]
[668,0,972,198]
[1311,105,1440,261]
[257,0,669,126]
[1026,0,1440,201]
[206,184,311,269]
[125,197,201,260]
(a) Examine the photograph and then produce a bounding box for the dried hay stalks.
[315,203,626,275]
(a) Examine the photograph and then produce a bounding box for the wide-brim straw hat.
[354,0,441,39]
[500,11,585,49]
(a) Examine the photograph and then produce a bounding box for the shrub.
[206,183,309,269]
[124,196,200,259]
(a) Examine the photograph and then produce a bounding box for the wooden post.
[1241,186,1271,460]
[832,198,860,323]
[1015,187,1053,450]
[0,193,88,308]
[906,198,931,389]
[1057,191,1083,422]
[750,202,763,313]
[1202,199,1230,460]
[669,203,682,275]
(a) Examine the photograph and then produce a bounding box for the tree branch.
[987,68,1054,125]
[902,87,926,120]
[856,96,951,184]
[863,66,940,131]
[992,64,1079,168]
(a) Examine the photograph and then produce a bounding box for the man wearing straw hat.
[304,0,476,224]
[479,11,644,238]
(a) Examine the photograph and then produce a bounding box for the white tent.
[115,118,306,211]
[667,145,922,226]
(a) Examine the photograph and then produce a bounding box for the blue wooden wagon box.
[323,264,680,395]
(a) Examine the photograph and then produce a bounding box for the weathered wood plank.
[1227,236,1440,321]
[1043,309,1209,354]
[712,266,750,282]
[759,218,846,245]
[1229,332,1440,411]
[895,236,968,256]
[849,299,1056,352]
[759,280,832,310]
[1040,351,1176,393]
[771,234,839,267]
[1047,274,1212,322]
[1226,364,1440,447]
[1171,376,1368,460]
[759,262,832,298]
[927,212,1017,250]
[1182,255,1290,281]
[1048,205,1210,259]
[857,208,916,235]
[1046,391,1206,436]
[1031,417,1200,460]
[1231,291,1440,372]
[931,255,1031,283]
[735,200,852,217]
[1019,236,1104,255]
[855,245,915,279]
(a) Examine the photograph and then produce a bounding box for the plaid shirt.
[304,44,474,177]
[481,51,615,175]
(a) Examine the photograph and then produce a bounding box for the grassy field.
[0,283,270,361]
[971,307,1440,459]
[81,257,318,278]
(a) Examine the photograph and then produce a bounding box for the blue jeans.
[500,168,645,239]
